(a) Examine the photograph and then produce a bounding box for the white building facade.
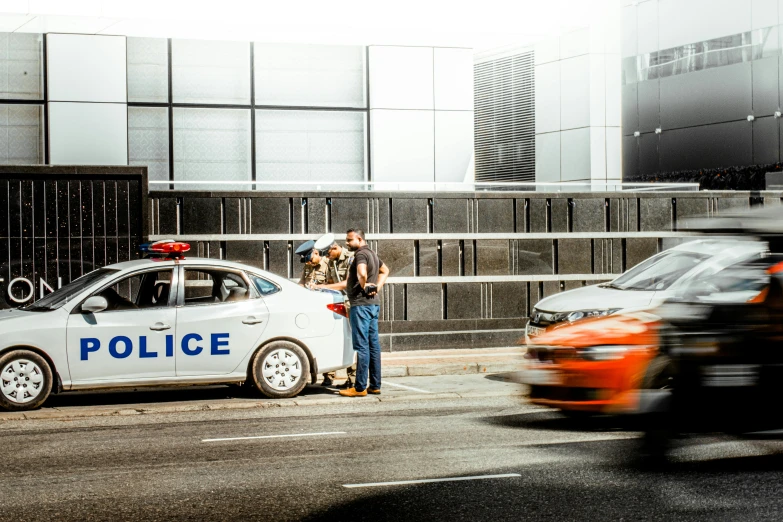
[0,32,475,189]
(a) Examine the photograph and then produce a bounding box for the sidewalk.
[341,346,526,378]
[0,373,529,421]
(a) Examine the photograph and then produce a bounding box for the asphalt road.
[3,380,783,521]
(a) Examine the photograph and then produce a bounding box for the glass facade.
[126,37,369,189]
[255,109,366,183]
[254,43,366,108]
[172,39,251,105]
[128,106,169,183]
[623,27,780,85]
[173,108,252,189]
[0,33,44,166]
[0,33,43,100]
[0,104,44,164]
[0,34,370,185]
[127,37,168,103]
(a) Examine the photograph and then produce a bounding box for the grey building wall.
[149,189,774,351]
[622,0,783,179]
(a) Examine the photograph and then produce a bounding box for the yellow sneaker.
[368,388,381,395]
[339,387,368,397]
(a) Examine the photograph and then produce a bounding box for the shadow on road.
[42,382,339,409]
[298,454,783,522]
[482,409,626,433]
[484,371,526,384]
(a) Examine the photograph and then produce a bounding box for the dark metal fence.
[0,166,147,308]
[148,189,781,351]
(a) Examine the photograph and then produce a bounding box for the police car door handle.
[242,316,264,325]
[150,322,171,331]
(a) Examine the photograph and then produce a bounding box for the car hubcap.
[261,349,302,391]
[1,359,44,404]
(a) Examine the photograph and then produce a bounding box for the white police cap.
[314,233,335,252]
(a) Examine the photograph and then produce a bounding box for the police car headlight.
[578,345,630,361]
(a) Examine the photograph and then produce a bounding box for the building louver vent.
[474,51,535,183]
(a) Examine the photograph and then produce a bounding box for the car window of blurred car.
[677,263,771,302]
[611,251,710,291]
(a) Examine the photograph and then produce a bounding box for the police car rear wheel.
[251,341,310,399]
[0,350,53,412]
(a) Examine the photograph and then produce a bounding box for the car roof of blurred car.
[681,205,783,237]
[668,237,765,257]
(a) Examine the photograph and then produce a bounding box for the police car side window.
[92,269,173,312]
[250,274,280,296]
[183,269,253,306]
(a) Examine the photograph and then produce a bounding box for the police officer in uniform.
[296,236,343,387]
[313,233,356,389]
[296,239,329,289]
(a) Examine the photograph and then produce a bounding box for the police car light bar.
[140,240,191,259]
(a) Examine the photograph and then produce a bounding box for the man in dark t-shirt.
[339,228,390,397]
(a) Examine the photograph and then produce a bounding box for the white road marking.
[383,353,521,360]
[382,381,432,394]
[343,473,522,488]
[202,431,346,443]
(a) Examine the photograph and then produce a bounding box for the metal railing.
[148,180,700,192]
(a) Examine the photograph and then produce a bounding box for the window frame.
[71,267,178,315]
[247,271,282,297]
[177,265,260,307]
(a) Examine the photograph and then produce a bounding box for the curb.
[0,388,527,422]
[381,361,525,378]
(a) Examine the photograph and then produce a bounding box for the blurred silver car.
[525,238,767,343]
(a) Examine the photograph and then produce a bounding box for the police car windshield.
[24,268,119,311]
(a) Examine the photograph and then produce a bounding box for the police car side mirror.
[82,296,109,314]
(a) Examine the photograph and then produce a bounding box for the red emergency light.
[140,240,191,259]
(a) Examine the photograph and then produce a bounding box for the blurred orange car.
[521,312,660,415]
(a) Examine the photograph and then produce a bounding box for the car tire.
[0,350,53,412]
[250,341,310,399]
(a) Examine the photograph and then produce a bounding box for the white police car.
[0,241,354,411]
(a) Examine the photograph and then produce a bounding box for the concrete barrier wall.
[149,190,781,350]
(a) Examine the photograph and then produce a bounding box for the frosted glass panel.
[254,43,366,108]
[129,107,169,183]
[0,104,43,164]
[127,37,168,103]
[172,40,250,104]
[256,110,365,183]
[173,108,251,189]
[0,32,43,100]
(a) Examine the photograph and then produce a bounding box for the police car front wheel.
[251,341,310,399]
[0,350,53,411]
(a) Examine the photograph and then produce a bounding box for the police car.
[0,241,354,411]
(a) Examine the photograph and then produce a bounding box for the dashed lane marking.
[382,381,432,394]
[202,431,346,443]
[343,473,522,488]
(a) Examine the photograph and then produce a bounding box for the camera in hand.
[364,283,378,296]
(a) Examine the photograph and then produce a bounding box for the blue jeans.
[350,304,381,392]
